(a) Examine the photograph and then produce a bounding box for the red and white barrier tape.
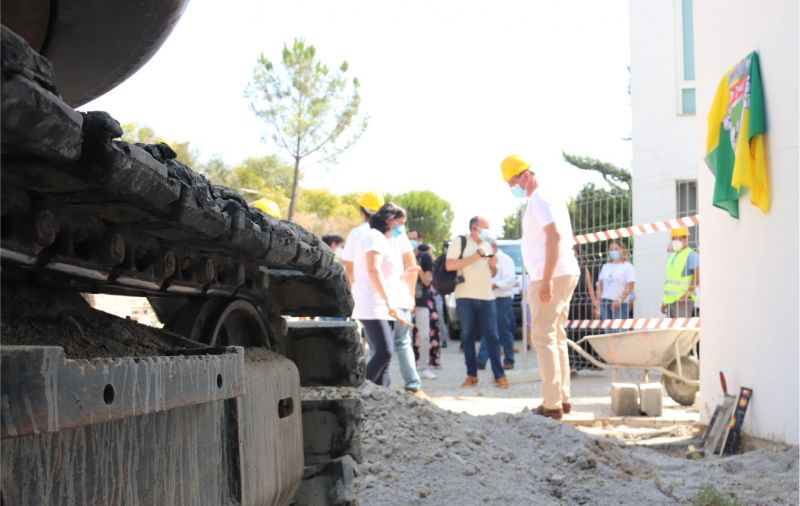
[566,317,700,330]
[573,215,699,245]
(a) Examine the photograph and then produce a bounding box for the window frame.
[676,0,696,116]
[676,179,699,250]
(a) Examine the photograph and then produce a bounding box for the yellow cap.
[357,191,384,213]
[500,154,531,182]
[252,198,281,219]
[671,227,689,238]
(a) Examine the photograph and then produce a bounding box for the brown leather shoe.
[503,362,514,370]
[533,405,563,420]
[494,376,509,389]
[461,376,478,387]
[562,402,572,414]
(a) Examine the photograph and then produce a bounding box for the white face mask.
[671,240,684,252]
[334,248,343,259]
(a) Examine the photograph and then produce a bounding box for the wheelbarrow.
[566,328,700,406]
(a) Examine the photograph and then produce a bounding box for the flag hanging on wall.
[705,51,768,219]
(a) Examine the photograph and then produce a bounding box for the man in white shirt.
[477,240,517,370]
[446,217,509,389]
[501,155,580,420]
[341,191,385,286]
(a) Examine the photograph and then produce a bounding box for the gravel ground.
[306,337,798,505]
[304,383,799,505]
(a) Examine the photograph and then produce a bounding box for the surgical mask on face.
[410,240,419,249]
[479,228,491,241]
[510,184,527,198]
[671,240,684,252]
[334,248,343,259]
[392,224,406,238]
[608,250,621,261]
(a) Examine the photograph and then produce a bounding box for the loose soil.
[303,384,799,505]
[1,284,196,358]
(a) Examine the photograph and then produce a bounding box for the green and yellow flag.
[705,51,768,219]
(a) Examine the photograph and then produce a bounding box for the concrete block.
[302,398,364,465]
[611,382,640,416]
[638,382,664,417]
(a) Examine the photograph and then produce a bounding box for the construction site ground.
[391,340,701,448]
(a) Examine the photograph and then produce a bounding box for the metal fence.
[564,182,700,370]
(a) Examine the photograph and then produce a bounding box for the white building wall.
[629,0,698,318]
[694,0,799,443]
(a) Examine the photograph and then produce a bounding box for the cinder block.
[611,382,640,416]
[638,382,664,417]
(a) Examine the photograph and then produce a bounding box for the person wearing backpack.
[445,216,509,389]
[501,154,580,420]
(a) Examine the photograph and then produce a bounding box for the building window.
[676,180,698,249]
[677,0,696,115]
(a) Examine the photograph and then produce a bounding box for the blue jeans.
[394,309,421,391]
[361,319,394,386]
[600,299,629,333]
[478,297,516,366]
[456,298,505,379]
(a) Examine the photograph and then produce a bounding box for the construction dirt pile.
[1,284,197,358]
[303,383,799,506]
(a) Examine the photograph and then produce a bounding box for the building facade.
[629,0,700,319]
[630,0,799,444]
[694,0,799,444]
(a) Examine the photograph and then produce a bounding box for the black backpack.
[431,235,467,295]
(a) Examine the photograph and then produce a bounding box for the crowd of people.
[325,155,700,418]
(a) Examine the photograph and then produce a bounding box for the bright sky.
[84,0,632,236]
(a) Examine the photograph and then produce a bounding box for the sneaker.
[420,369,437,380]
[476,363,486,370]
[404,386,419,393]
[461,376,478,387]
[503,362,514,370]
[494,377,509,389]
[533,404,563,420]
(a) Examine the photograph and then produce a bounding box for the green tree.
[562,152,631,191]
[388,191,453,249]
[246,38,368,220]
[564,152,632,253]
[121,123,199,168]
[198,157,230,186]
[199,155,294,213]
[297,188,341,218]
[501,203,526,239]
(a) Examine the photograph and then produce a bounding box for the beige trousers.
[528,275,579,410]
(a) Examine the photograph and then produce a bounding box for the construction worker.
[251,198,281,219]
[341,191,385,286]
[661,227,699,317]
[501,154,579,418]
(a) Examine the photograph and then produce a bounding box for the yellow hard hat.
[500,154,531,182]
[357,191,384,213]
[252,198,281,219]
[671,227,689,238]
